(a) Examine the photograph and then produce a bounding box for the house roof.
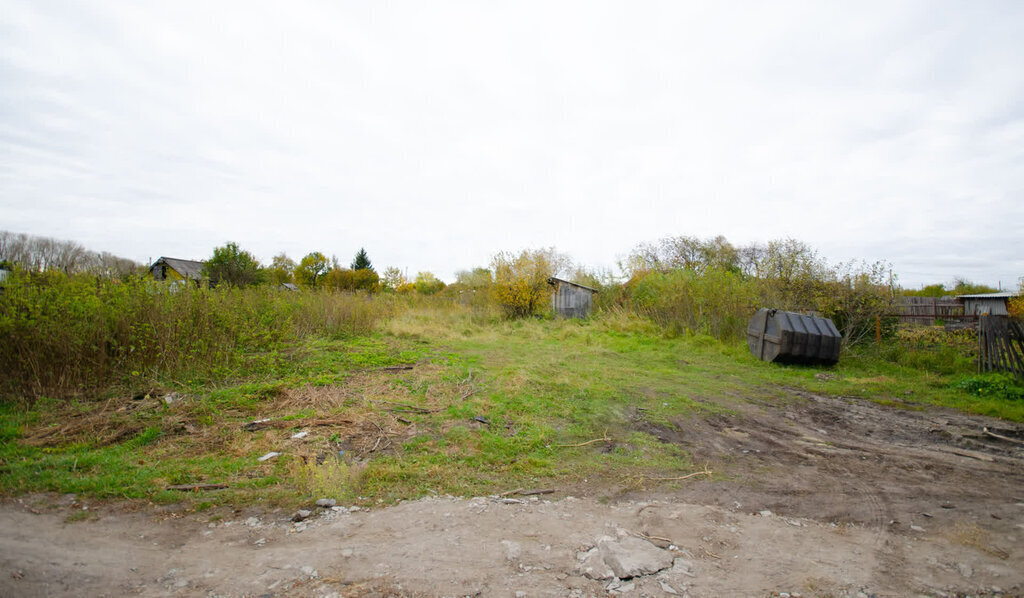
[151,257,206,279]
[547,276,599,293]
[956,292,1017,300]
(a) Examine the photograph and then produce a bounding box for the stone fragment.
[315,498,337,508]
[598,536,673,579]
[576,548,615,580]
[292,509,312,522]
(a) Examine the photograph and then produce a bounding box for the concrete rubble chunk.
[598,536,673,579]
[576,548,615,580]
[292,509,312,522]
[315,498,336,508]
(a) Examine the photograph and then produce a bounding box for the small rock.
[331,506,349,513]
[257,452,281,462]
[658,579,679,595]
[315,498,337,508]
[501,498,524,505]
[292,509,312,522]
[910,525,926,533]
[576,548,615,580]
[957,563,973,578]
[254,538,267,546]
[245,517,260,527]
[759,510,773,517]
[673,558,695,575]
[300,565,318,578]
[599,536,673,579]
[291,431,309,439]
[515,592,527,598]
[349,506,361,512]
[501,540,522,561]
[341,548,354,558]
[293,521,307,532]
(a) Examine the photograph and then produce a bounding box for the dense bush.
[0,271,391,402]
[618,268,758,340]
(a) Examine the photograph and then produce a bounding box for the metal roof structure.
[955,292,1018,300]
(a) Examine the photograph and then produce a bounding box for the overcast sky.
[2,1,1022,288]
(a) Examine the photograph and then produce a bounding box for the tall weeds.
[0,272,390,402]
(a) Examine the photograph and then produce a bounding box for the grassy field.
[1,300,1021,510]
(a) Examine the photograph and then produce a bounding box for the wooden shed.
[149,257,206,286]
[547,277,598,318]
[957,292,1017,317]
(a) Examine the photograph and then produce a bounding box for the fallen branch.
[645,466,713,482]
[518,488,555,496]
[984,427,1024,446]
[635,531,674,544]
[499,488,555,497]
[166,483,229,492]
[557,430,611,448]
[380,365,414,372]
[375,400,438,414]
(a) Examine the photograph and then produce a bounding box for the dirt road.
[2,391,1022,597]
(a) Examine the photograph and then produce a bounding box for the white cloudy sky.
[2,1,1022,287]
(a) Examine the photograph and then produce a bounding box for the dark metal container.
[746,308,841,365]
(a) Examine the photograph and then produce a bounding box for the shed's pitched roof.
[547,276,599,293]
[152,257,206,279]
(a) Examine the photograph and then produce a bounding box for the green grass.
[1,305,1020,508]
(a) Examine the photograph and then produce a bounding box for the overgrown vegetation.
[2,300,1020,510]
[1,233,1020,510]
[0,271,391,401]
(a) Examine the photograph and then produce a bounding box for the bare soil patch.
[2,390,1023,597]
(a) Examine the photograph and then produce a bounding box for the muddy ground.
[2,390,1023,597]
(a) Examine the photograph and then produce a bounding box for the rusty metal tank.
[746,308,841,365]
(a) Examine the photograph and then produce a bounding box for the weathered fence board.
[978,316,1024,379]
[893,297,970,324]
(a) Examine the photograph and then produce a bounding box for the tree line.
[0,230,137,278]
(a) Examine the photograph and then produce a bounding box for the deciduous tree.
[202,242,264,288]
[295,252,329,288]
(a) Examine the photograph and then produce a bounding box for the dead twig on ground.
[556,429,611,447]
[635,531,674,544]
[645,465,713,482]
[499,488,555,497]
[984,427,1024,446]
[166,483,229,491]
[380,365,414,372]
[375,400,438,414]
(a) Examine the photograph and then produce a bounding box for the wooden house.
[149,257,206,286]
[547,277,598,318]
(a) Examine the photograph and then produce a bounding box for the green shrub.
[0,271,392,402]
[954,374,1024,401]
[622,268,758,340]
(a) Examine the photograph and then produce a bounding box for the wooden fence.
[978,316,1024,379]
[893,297,970,324]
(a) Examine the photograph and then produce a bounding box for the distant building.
[957,292,1017,316]
[149,257,206,285]
[279,283,299,291]
[547,277,599,318]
